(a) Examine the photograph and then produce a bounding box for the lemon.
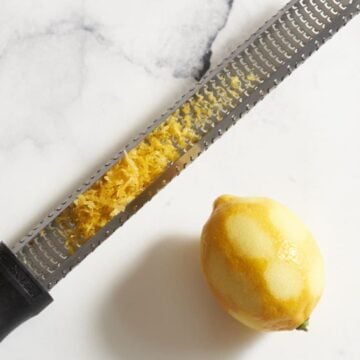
[200,195,324,331]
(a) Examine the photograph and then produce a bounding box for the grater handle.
[0,242,52,341]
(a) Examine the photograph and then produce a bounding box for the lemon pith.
[200,195,324,331]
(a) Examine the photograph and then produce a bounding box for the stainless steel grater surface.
[10,0,360,293]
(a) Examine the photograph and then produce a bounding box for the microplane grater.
[0,0,358,341]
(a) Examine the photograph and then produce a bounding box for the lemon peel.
[201,195,324,331]
[58,76,260,254]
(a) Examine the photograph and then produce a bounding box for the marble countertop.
[1,0,360,359]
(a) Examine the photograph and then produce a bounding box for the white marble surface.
[1,0,360,359]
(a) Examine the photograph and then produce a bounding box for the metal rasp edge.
[11,0,360,290]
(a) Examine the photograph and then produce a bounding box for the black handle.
[0,242,52,341]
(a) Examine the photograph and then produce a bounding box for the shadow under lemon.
[98,236,261,360]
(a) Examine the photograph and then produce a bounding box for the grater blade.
[11,0,359,290]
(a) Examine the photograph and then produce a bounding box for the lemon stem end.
[296,319,309,332]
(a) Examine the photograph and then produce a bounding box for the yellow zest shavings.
[57,73,260,254]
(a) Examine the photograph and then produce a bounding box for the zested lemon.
[200,195,324,331]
